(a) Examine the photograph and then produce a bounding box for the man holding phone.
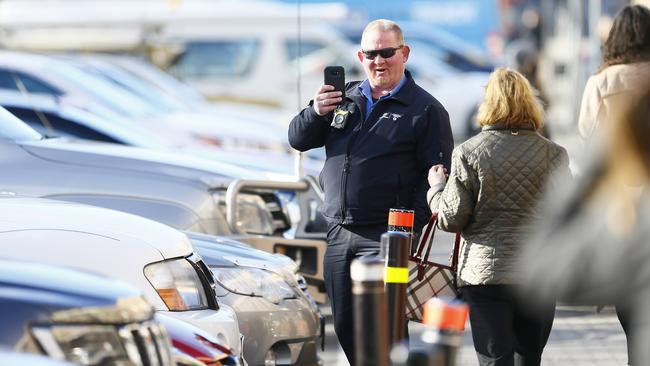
[288,19,453,363]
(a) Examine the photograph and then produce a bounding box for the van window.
[169,40,259,79]
[284,40,327,62]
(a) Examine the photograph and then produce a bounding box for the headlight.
[32,325,129,365]
[213,192,275,235]
[213,267,296,304]
[144,258,209,311]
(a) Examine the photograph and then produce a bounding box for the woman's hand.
[428,164,448,186]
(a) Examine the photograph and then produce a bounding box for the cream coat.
[578,61,650,140]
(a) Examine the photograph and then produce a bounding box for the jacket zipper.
[340,156,349,223]
[340,110,365,224]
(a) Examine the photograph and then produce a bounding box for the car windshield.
[47,61,159,119]
[109,57,206,107]
[0,105,43,141]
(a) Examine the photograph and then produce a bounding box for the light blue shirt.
[357,74,407,120]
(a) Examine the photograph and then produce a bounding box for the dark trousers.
[324,223,385,365]
[460,285,555,366]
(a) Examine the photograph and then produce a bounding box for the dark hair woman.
[578,5,650,140]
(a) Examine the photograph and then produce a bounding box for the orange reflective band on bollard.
[387,209,414,232]
[423,298,469,332]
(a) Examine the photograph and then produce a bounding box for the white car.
[0,197,243,357]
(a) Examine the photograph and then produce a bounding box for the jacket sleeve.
[288,104,331,152]
[433,148,477,233]
[412,102,454,230]
[578,76,602,141]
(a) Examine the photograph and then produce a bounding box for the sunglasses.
[361,45,404,60]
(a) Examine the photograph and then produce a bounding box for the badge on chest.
[331,104,354,130]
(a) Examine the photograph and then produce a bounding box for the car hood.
[0,259,142,310]
[20,137,262,184]
[186,232,299,283]
[0,197,193,259]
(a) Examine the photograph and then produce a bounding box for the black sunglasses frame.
[361,45,404,60]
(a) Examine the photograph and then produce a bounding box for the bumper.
[157,305,242,357]
[219,294,320,365]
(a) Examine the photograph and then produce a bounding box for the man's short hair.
[361,19,405,46]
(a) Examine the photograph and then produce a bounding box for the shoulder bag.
[406,212,461,322]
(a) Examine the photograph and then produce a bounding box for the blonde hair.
[361,19,405,46]
[476,68,544,129]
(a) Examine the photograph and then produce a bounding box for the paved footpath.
[322,305,628,365]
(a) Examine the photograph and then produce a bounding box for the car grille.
[259,192,291,233]
[119,321,173,366]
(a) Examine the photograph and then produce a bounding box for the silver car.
[188,232,323,365]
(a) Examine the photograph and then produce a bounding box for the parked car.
[0,258,174,365]
[187,232,322,366]
[0,104,328,301]
[0,197,242,357]
[157,313,242,366]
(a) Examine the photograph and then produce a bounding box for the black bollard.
[381,231,410,346]
[351,256,389,366]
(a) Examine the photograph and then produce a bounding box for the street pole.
[351,256,389,366]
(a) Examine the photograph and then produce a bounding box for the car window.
[48,62,158,119]
[284,40,326,62]
[0,106,42,141]
[5,106,119,143]
[0,68,63,96]
[169,40,259,79]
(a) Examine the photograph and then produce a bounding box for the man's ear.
[401,45,411,63]
[357,50,364,63]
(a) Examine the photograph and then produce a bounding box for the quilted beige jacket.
[428,123,570,287]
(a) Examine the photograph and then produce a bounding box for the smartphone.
[324,66,345,102]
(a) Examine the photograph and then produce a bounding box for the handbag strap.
[413,212,462,272]
[413,212,438,259]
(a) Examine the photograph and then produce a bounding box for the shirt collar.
[357,74,407,104]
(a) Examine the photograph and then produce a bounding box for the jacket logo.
[380,112,402,121]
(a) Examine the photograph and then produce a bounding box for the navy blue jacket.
[288,72,453,231]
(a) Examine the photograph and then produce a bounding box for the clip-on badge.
[331,106,350,130]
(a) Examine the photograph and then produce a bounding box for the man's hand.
[428,164,448,186]
[313,85,343,116]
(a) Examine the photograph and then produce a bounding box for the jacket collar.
[482,121,537,132]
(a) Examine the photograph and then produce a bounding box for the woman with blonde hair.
[427,68,570,366]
